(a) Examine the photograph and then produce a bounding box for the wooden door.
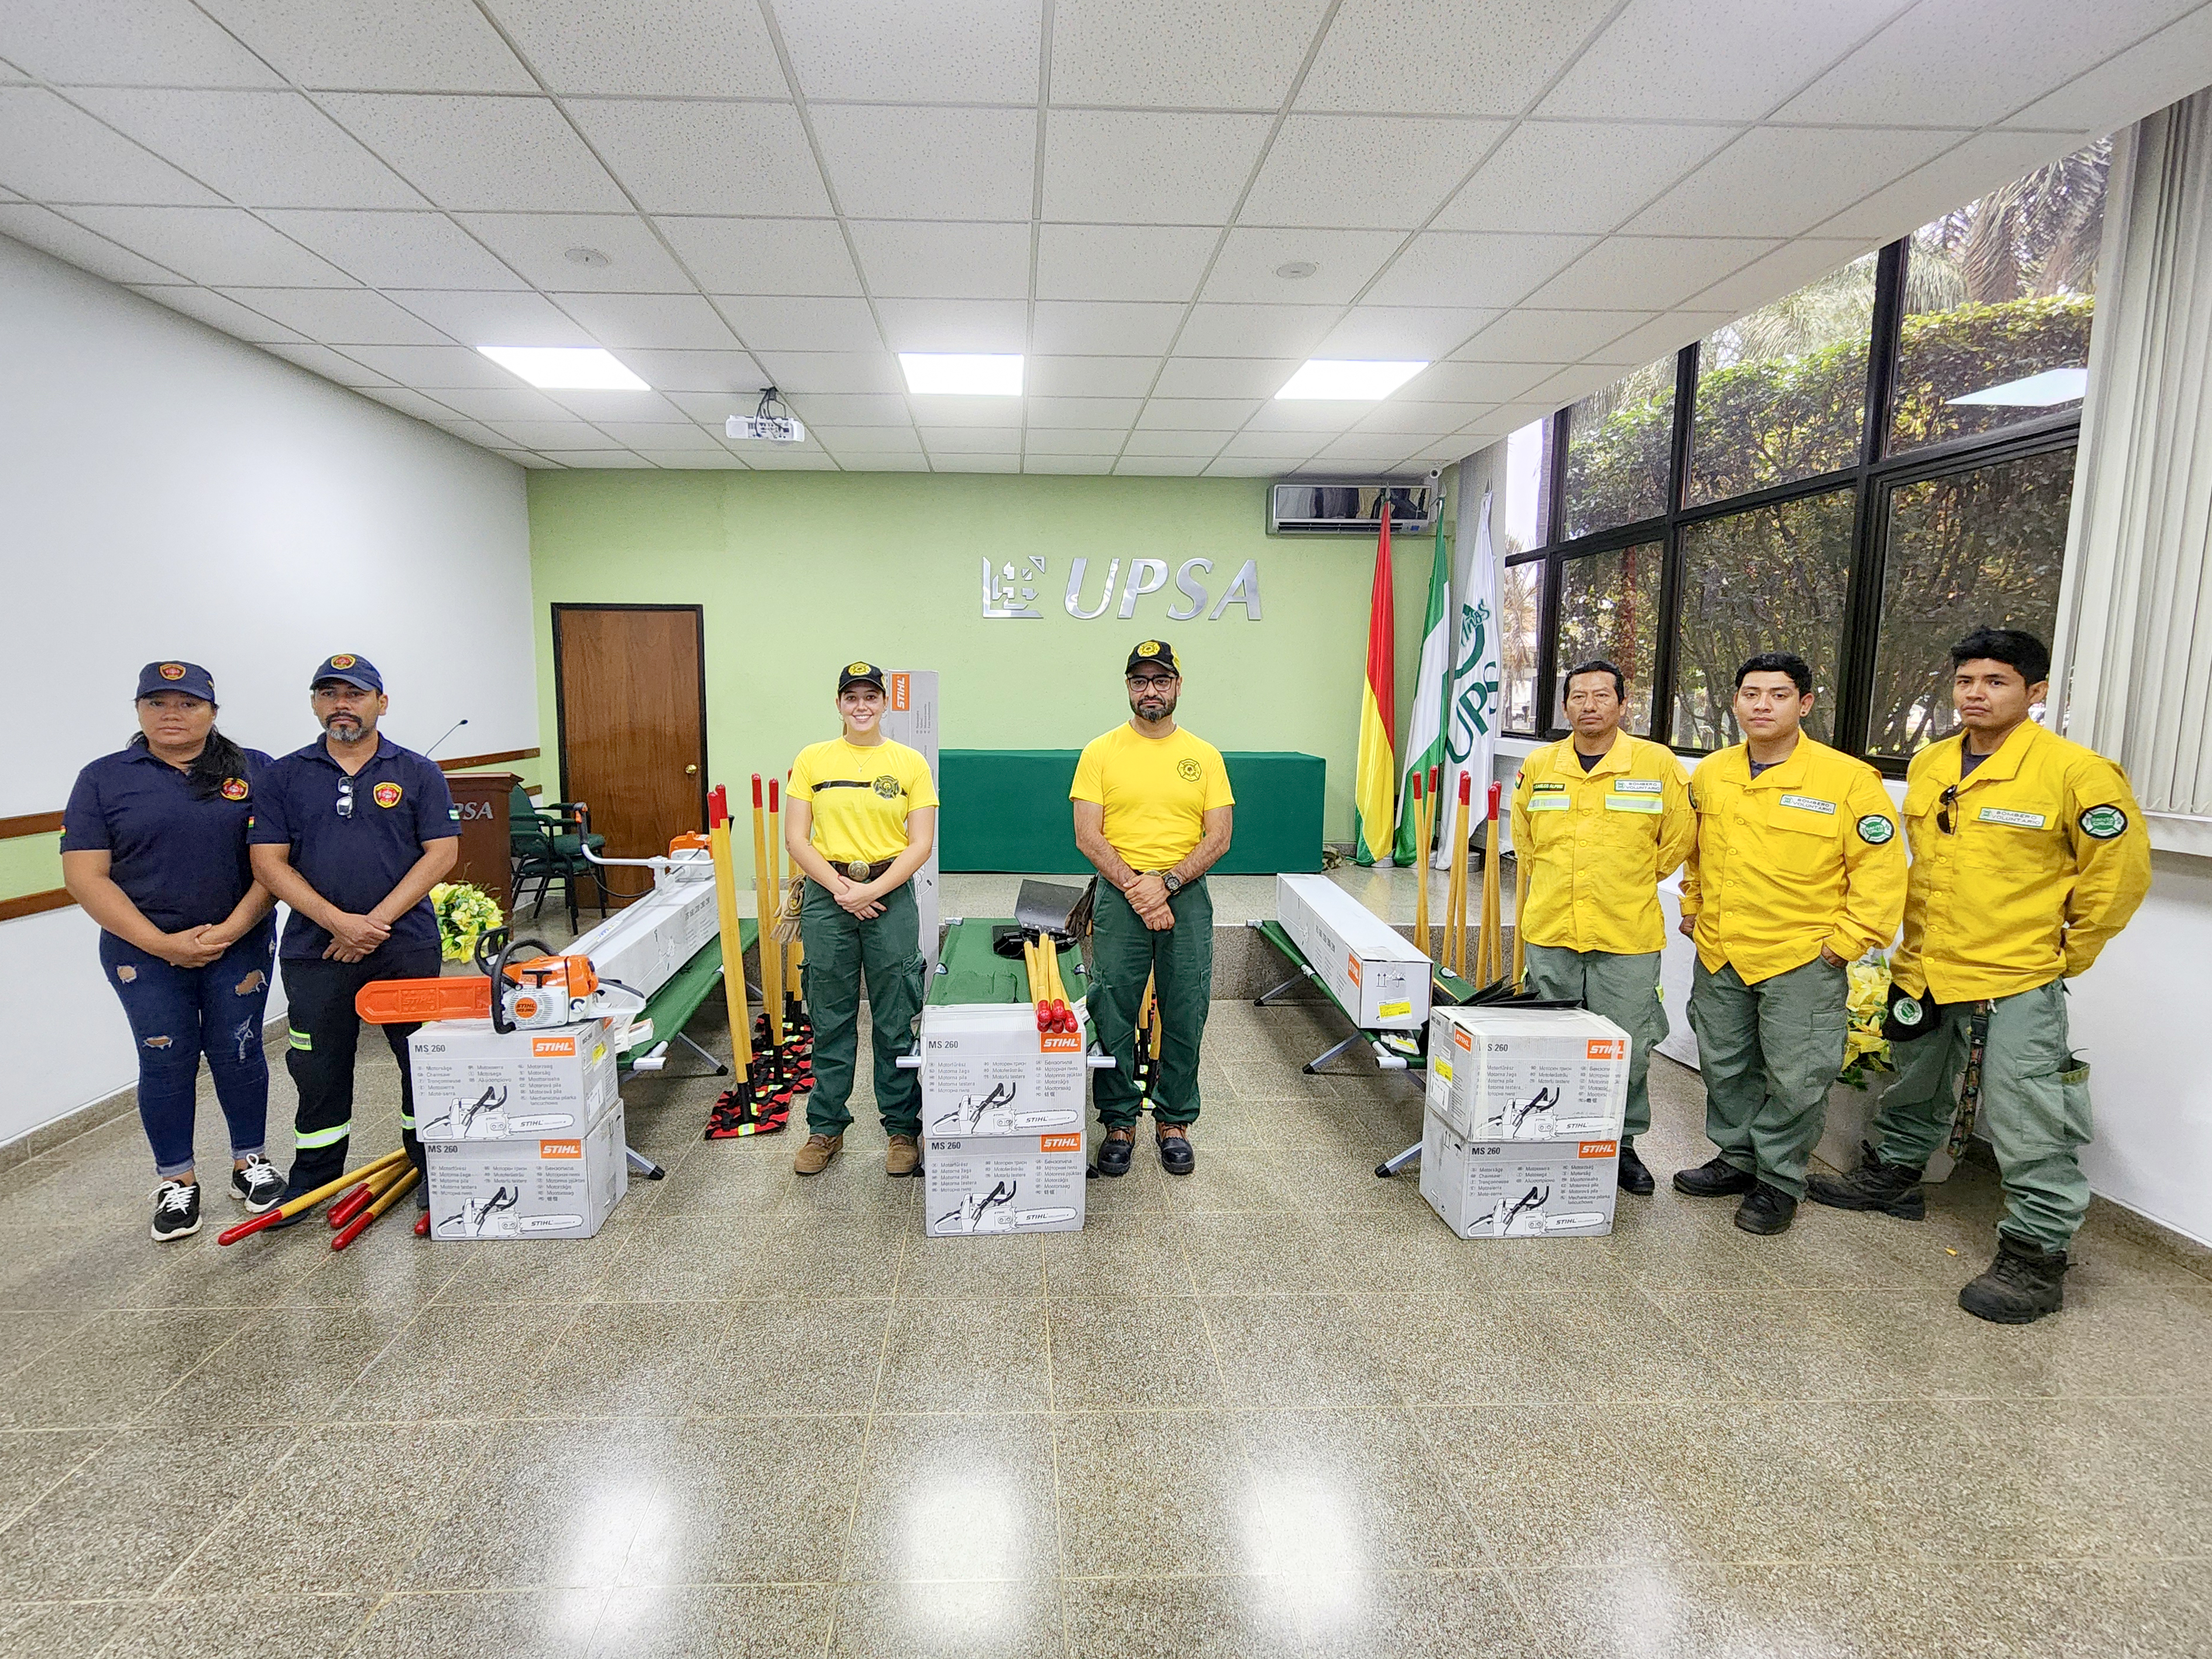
[553,604,707,904]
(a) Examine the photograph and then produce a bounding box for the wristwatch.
[1161,871,1184,895]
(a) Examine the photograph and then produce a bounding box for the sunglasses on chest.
[336,779,355,819]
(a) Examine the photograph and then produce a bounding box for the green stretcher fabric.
[928,917,1089,1007]
[616,922,755,1072]
[937,748,1324,874]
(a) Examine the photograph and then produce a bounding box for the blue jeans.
[99,922,277,1179]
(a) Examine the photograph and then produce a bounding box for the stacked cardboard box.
[1418,1006,1629,1239]
[919,1002,1087,1236]
[1276,873,1430,1029]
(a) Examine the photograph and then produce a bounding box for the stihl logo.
[1579,1140,1618,1159]
[1586,1039,1626,1060]
[890,672,909,710]
[540,1139,583,1159]
[1454,1028,1473,1050]
[1040,1032,1081,1053]
[1040,1133,1083,1152]
[533,1036,576,1057]
[1347,955,1362,984]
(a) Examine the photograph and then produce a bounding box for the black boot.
[1095,1127,1134,1178]
[1958,1234,2069,1324]
[1805,1141,1926,1220]
[1672,1155,1756,1197]
[1733,1181,1797,1235]
[1616,1139,1655,1196]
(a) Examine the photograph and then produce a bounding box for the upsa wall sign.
[981,555,1262,621]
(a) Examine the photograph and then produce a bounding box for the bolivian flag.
[1353,502,1397,865]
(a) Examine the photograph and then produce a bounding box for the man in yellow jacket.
[1674,652,1907,1235]
[1509,660,1695,1196]
[1809,629,2149,1322]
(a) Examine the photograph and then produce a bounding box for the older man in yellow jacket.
[1510,660,1695,1196]
[1674,652,1907,1235]
[1809,629,2149,1323]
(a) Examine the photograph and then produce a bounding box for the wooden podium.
[444,772,520,913]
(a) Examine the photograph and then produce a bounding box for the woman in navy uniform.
[60,662,283,1241]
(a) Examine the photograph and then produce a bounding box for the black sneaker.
[1958,1235,2069,1324]
[229,1155,286,1213]
[1672,1155,1756,1198]
[1733,1181,1798,1235]
[151,1180,201,1242]
[1095,1128,1135,1178]
[1616,1139,1655,1196]
[1805,1141,1926,1220]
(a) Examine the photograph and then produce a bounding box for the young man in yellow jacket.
[1809,629,2149,1322]
[1674,652,1907,1234]
[1509,660,1695,1196]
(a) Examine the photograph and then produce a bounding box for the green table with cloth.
[937,749,1324,874]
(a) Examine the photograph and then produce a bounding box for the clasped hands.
[1125,873,1176,932]
[831,877,887,919]
[323,911,391,962]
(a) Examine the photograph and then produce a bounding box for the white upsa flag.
[1437,489,1502,868]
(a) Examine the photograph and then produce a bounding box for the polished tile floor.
[3,994,2209,1658]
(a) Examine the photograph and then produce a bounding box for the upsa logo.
[220,778,249,801]
[540,1139,583,1159]
[1040,1032,1081,1053]
[1040,1133,1083,1152]
[1579,1140,1619,1159]
[1587,1039,1626,1060]
[531,1036,576,1057]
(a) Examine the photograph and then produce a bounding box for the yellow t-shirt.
[788,737,939,865]
[1070,723,1234,873]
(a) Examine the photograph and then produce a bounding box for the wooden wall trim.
[0,889,73,923]
[438,747,540,772]
[0,811,64,839]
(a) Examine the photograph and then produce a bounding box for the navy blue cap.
[311,654,383,693]
[135,660,217,702]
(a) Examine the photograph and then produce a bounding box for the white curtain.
[2052,90,2212,819]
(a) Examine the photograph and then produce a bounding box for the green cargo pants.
[1520,943,1665,1138]
[1687,954,1848,1200]
[799,878,926,1139]
[1088,877,1213,1130]
[1870,979,2091,1252]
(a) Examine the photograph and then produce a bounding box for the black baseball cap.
[1125,640,1180,676]
[311,653,383,693]
[838,660,887,692]
[136,661,217,702]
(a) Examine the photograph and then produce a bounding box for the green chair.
[509,785,607,932]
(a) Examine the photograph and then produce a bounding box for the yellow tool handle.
[710,822,753,1076]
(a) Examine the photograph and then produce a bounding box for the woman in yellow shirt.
[782,662,940,1177]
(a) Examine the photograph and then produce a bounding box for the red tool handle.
[1459,772,1472,804]
[327,1181,375,1230]
[217,1209,281,1245]
[1411,772,1423,802]
[752,774,763,807]
[331,1207,376,1251]
[1488,779,1502,821]
[709,784,728,827]
[769,778,779,812]
[1430,764,1441,795]
[414,1213,430,1237]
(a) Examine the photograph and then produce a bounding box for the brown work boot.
[885,1134,920,1176]
[794,1133,843,1176]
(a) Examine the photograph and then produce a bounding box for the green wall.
[527,470,1447,877]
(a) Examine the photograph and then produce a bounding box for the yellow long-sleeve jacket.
[1892,722,2151,1004]
[1680,736,1907,984]
[1509,734,1695,956]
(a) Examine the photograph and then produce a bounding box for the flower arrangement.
[1840,954,1894,1089]
[430,882,504,963]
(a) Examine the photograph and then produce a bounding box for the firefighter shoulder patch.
[220,777,249,801]
[372,781,403,808]
[1856,813,1894,844]
[2079,803,2128,840]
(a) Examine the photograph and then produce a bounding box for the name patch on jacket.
[1531,781,1566,792]
[1978,806,2048,829]
[1778,794,1835,815]
[1612,778,1663,794]
[1603,795,1662,813]
[1528,796,1571,812]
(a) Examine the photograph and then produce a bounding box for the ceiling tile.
[256,341,395,383]
[389,288,591,346]
[487,419,624,449]
[1537,0,1915,122]
[2004,7,2212,133]
[212,284,449,344]
[421,415,513,447]
[908,394,1025,428]
[739,446,841,468]
[1221,431,1325,458]
[260,209,525,287]
[1203,456,1303,476]
[1808,130,2091,245]
[129,284,303,342]
[777,0,1041,103]
[753,351,905,393]
[849,220,1029,300]
[593,420,723,448]
[1041,111,1271,225]
[876,296,1026,352]
[935,455,1022,471]
[1023,455,1120,473]
[198,0,535,92]
[1777,0,2200,129]
[318,94,626,213]
[1402,360,1555,401]
[1241,115,1507,231]
[615,349,768,394]
[809,424,923,453]
[1242,398,1375,434]
[554,290,739,349]
[0,203,182,281]
[1351,400,1489,435]
[345,342,547,387]
[457,211,689,290]
[719,296,882,353]
[493,449,561,466]
[1315,432,1421,463]
[766,390,908,425]
[810,104,1036,221]
[1521,236,1776,311]
[1115,456,1210,475]
[357,385,466,423]
[1520,365,1613,407]
[1052,0,1331,109]
[1173,303,1340,359]
[539,449,661,466]
[1152,356,1298,398]
[1625,126,1967,239]
[657,216,861,296]
[540,387,685,421]
[64,205,358,285]
[1315,305,1494,360]
[487,0,785,97]
[919,426,1022,454]
[1582,310,1733,366]
[70,88,429,209]
[1034,224,1217,303]
[419,386,572,423]
[1030,300,1184,356]
[1362,231,1594,308]
[1134,397,1263,430]
[1451,308,1646,363]
[1433,120,1736,235]
[1023,356,1161,397]
[566,100,830,217]
[1025,427,1132,455]
[1297,0,1620,116]
[1025,396,1143,428]
[1201,226,1404,305]
[0,88,224,206]
[0,0,283,87]
[1121,429,1231,458]
[1678,238,1873,314]
[640,449,748,468]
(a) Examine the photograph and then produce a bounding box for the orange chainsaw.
[356,930,642,1032]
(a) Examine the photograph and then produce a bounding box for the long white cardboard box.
[1275,873,1431,1030]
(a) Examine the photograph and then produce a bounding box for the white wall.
[1,234,535,1146]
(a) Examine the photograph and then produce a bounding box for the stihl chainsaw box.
[408,1016,622,1141]
[424,1101,628,1241]
[923,1129,1087,1237]
[918,1003,1086,1137]
[1423,1005,1630,1142]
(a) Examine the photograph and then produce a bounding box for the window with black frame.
[1484,140,2102,772]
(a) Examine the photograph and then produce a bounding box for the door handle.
[685,765,698,775]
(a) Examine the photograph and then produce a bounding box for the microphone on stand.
[424,717,469,758]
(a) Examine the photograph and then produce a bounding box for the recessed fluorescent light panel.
[478,346,650,390]
[1277,359,1428,400]
[899,353,1023,395]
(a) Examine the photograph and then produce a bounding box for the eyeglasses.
[336,779,355,819]
[1127,674,1177,690]
[1936,784,1957,834]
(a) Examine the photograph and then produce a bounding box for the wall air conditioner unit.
[1268,476,1438,535]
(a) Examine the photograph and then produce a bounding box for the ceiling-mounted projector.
[727,386,806,444]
